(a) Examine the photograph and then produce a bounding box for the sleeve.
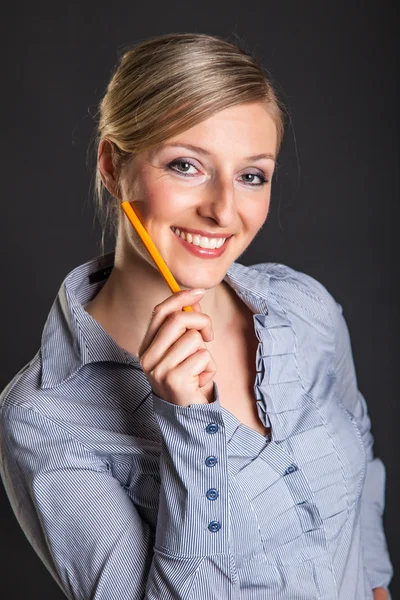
[0,384,239,600]
[331,300,393,595]
[149,383,238,598]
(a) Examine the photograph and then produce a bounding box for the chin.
[173,272,226,292]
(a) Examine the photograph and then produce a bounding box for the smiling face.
[117,101,277,289]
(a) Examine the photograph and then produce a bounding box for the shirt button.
[206,488,219,501]
[284,464,298,475]
[206,423,219,434]
[208,520,221,533]
[205,456,218,468]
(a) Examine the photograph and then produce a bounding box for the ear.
[98,139,121,198]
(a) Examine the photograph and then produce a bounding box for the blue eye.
[167,159,198,176]
[166,159,269,187]
[241,173,268,186]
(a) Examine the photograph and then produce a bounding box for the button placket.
[205,422,221,532]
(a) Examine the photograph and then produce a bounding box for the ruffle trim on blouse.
[225,302,357,569]
[250,298,364,510]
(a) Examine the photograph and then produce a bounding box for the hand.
[373,588,388,600]
[138,289,217,406]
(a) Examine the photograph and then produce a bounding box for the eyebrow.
[152,142,276,162]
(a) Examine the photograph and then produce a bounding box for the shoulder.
[0,354,113,472]
[251,261,343,332]
[0,350,83,446]
[0,352,42,414]
[0,353,58,446]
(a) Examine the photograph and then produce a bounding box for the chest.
[212,319,270,439]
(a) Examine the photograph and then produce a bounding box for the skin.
[373,589,388,600]
[85,101,277,356]
[85,101,388,598]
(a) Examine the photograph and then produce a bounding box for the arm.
[1,402,153,600]
[148,384,238,598]
[332,301,393,597]
[0,386,237,600]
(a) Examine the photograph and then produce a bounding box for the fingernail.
[191,288,205,295]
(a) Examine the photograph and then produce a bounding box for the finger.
[138,289,207,358]
[142,316,212,375]
[198,369,216,389]
[163,347,217,396]
[190,300,203,313]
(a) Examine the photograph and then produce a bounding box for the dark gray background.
[1,1,398,598]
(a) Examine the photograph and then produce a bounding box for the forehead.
[151,103,277,161]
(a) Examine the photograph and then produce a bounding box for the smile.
[171,227,232,259]
[171,227,228,249]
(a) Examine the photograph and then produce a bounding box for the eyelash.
[166,159,269,187]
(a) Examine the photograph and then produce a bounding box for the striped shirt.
[0,251,393,599]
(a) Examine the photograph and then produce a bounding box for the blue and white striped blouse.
[0,251,393,599]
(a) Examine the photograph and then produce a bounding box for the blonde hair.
[93,32,286,254]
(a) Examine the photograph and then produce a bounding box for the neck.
[84,242,234,358]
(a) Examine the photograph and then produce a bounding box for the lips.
[171,227,232,259]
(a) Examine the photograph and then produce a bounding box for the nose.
[197,173,237,228]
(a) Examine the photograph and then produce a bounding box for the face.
[118,101,277,289]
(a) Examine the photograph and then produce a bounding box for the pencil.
[121,201,194,312]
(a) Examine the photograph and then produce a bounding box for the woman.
[0,32,393,599]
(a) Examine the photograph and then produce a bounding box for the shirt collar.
[40,251,271,389]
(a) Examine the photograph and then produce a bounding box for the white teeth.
[171,227,227,249]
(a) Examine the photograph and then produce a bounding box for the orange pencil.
[121,201,194,312]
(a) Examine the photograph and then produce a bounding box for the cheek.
[130,180,190,225]
[263,195,272,219]
[243,195,271,229]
